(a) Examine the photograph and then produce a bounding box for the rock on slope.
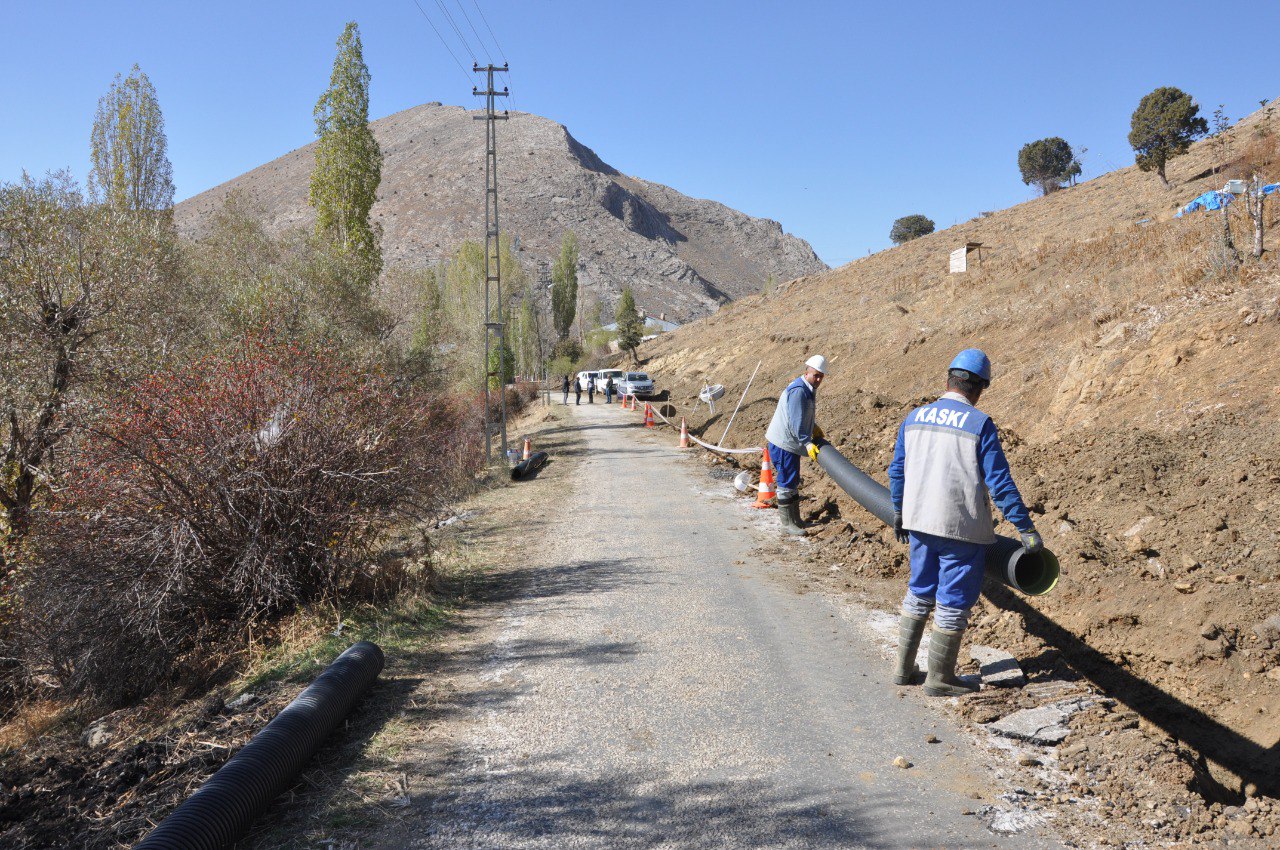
[174,103,825,323]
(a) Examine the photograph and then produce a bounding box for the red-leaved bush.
[20,335,483,702]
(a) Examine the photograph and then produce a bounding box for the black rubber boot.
[893,615,928,685]
[923,628,980,697]
[777,494,807,537]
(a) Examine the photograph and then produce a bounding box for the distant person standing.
[587,376,596,404]
[605,376,615,404]
[573,377,582,406]
[561,375,570,405]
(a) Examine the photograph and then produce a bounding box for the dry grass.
[0,700,78,753]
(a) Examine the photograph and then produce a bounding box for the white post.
[718,360,762,448]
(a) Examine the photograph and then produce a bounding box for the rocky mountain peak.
[175,103,825,322]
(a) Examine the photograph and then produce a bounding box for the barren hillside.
[641,100,1280,817]
[174,103,825,323]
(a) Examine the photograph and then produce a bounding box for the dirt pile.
[638,100,1280,832]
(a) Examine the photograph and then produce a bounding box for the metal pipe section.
[813,443,1058,596]
[511,451,548,480]
[135,641,385,850]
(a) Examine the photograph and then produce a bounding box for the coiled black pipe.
[511,450,548,480]
[135,641,385,850]
[813,443,1058,596]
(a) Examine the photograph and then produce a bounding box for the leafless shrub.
[16,332,483,703]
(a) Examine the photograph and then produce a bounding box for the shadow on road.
[409,759,930,849]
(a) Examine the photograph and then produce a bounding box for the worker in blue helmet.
[886,349,1042,696]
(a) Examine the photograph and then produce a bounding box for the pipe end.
[1008,548,1060,596]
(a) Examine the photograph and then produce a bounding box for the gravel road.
[393,402,1063,849]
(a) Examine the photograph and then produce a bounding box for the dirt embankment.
[635,102,1280,842]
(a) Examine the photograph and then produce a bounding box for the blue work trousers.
[767,441,801,497]
[907,530,986,611]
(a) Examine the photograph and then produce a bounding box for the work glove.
[812,424,825,441]
[806,442,820,462]
[893,512,909,544]
[1020,530,1043,555]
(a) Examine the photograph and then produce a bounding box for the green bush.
[1018,137,1075,195]
[889,214,935,244]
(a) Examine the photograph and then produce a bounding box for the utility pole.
[474,63,509,463]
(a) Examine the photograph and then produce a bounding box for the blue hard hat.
[948,348,992,383]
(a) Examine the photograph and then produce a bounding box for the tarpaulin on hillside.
[1264,183,1280,195]
[1176,190,1233,217]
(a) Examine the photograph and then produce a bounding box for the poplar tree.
[615,287,643,364]
[89,65,174,212]
[309,21,383,278]
[550,231,579,340]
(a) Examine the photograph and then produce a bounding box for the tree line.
[0,22,494,711]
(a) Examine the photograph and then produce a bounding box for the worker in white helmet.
[764,354,829,536]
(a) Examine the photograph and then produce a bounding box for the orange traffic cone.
[752,445,777,508]
[644,402,655,428]
[522,436,532,461]
[678,418,690,448]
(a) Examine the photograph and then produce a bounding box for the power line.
[433,0,479,62]
[467,0,518,113]
[454,0,493,64]
[470,0,508,62]
[409,0,472,83]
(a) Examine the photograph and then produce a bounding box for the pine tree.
[551,231,578,340]
[309,21,383,278]
[615,287,643,364]
[89,64,174,212]
[1017,138,1075,195]
[1128,87,1208,187]
[889,214,935,244]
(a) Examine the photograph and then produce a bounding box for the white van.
[576,369,624,393]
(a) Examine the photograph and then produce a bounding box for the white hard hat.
[805,354,829,374]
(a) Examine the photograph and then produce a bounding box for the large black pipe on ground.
[511,451,548,481]
[813,443,1058,596]
[135,641,385,850]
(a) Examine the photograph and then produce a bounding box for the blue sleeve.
[888,419,907,512]
[978,419,1034,532]
[785,386,811,445]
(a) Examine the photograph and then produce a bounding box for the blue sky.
[4,1,1275,266]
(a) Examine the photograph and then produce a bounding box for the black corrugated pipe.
[813,443,1058,596]
[135,641,385,850]
[511,451,548,480]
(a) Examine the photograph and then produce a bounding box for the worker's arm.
[887,420,907,513]
[977,419,1035,533]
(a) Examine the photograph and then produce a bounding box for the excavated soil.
[635,102,1280,847]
